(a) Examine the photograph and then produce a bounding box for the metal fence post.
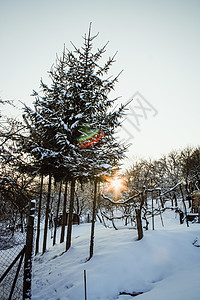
[23,200,35,299]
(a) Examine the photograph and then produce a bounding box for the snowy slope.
[32,212,200,300]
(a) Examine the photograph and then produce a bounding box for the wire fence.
[0,217,26,300]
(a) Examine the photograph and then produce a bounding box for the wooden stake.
[84,269,87,300]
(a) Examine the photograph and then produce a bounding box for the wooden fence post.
[23,200,35,299]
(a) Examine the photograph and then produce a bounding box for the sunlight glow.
[105,173,127,200]
[109,177,123,190]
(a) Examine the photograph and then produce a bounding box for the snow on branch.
[160,182,182,197]
[102,192,142,205]
[102,181,184,207]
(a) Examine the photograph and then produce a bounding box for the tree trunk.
[89,177,98,260]
[136,190,145,240]
[180,184,189,227]
[60,180,68,243]
[174,193,178,207]
[35,174,43,255]
[136,208,143,240]
[151,192,155,230]
[20,211,24,233]
[42,174,52,255]
[170,192,174,207]
[66,178,75,251]
[101,214,107,227]
[159,192,164,209]
[53,181,62,245]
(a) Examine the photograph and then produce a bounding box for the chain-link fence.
[0,216,26,300]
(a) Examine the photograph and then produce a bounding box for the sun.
[109,177,123,190]
[104,173,127,200]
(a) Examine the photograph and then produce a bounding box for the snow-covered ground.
[32,211,200,300]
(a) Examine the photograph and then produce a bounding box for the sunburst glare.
[104,172,128,200]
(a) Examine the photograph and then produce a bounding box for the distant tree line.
[99,146,200,239]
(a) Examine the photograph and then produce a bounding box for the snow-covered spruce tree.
[22,24,127,253]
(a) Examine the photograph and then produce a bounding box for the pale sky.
[1,0,200,165]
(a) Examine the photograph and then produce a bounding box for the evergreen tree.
[22,24,127,253]
[23,24,126,179]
